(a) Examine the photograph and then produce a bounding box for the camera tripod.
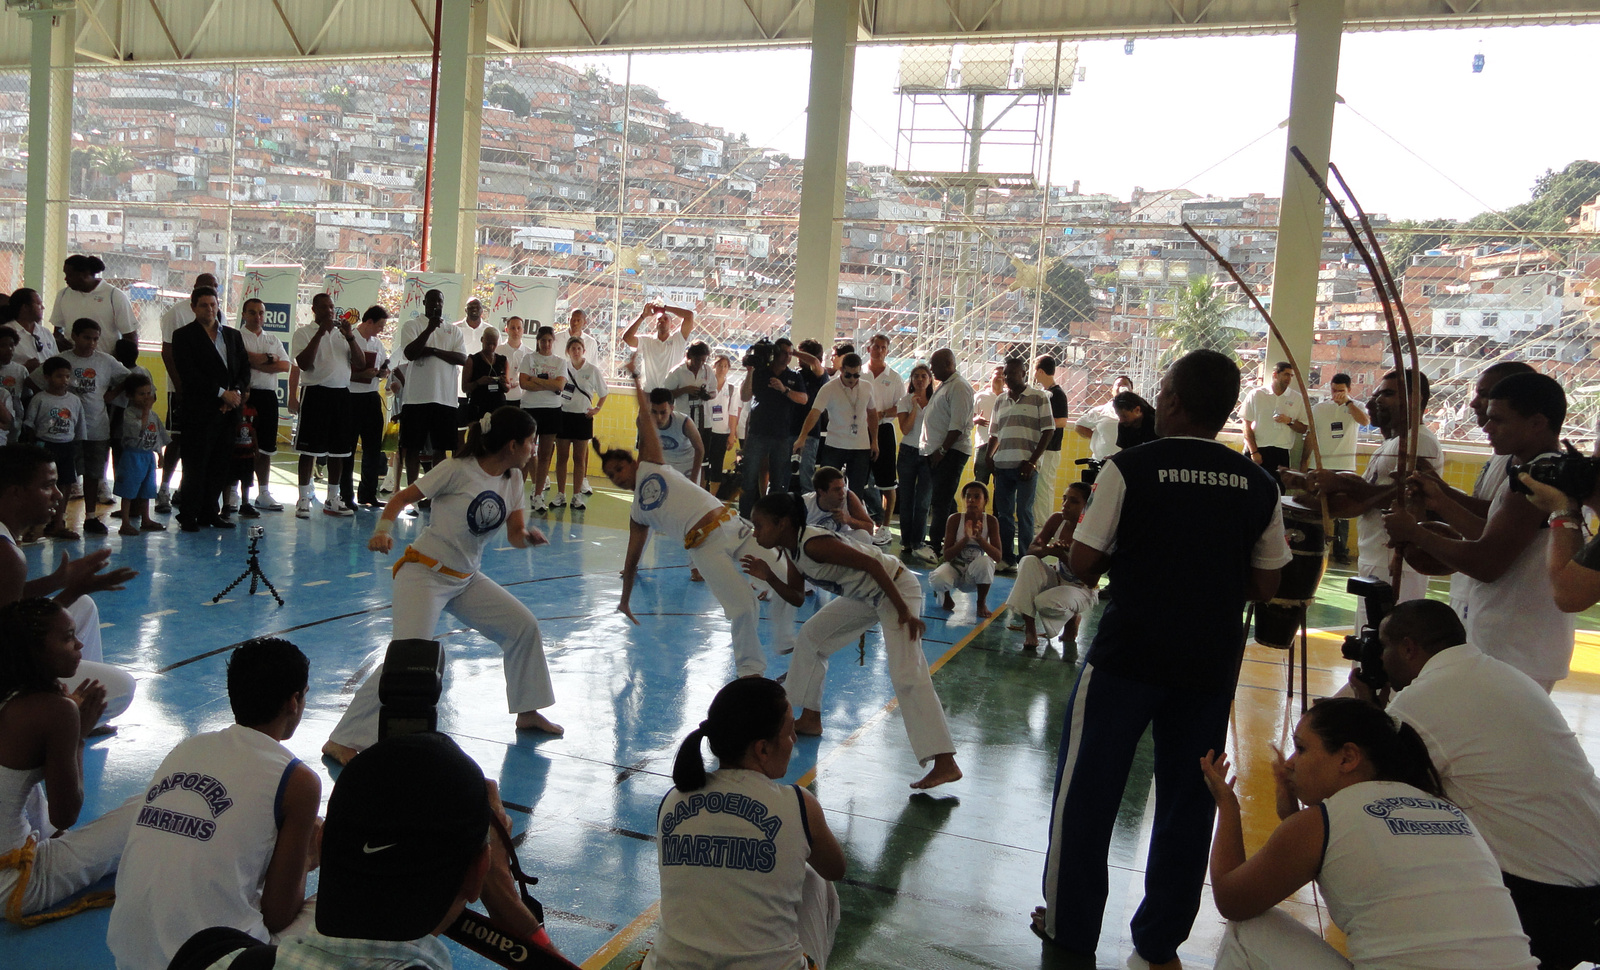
[213,528,284,606]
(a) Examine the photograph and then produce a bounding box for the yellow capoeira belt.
[0,836,115,927]
[683,506,735,550]
[393,546,472,580]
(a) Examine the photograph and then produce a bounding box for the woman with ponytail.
[323,405,560,764]
[646,677,844,970]
[744,492,962,790]
[1199,697,1535,969]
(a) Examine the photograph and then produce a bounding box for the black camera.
[1075,456,1104,485]
[1509,440,1599,503]
[376,638,444,741]
[1341,576,1393,692]
[742,337,777,371]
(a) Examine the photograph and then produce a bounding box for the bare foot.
[690,568,704,582]
[795,708,823,736]
[141,520,167,532]
[1022,639,1039,651]
[515,711,565,736]
[910,753,962,789]
[940,593,955,610]
[976,601,991,618]
[322,740,360,765]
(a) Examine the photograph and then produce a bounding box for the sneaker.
[255,492,284,512]
[226,486,240,510]
[295,497,311,519]
[324,497,355,517]
[69,483,83,499]
[549,494,566,509]
[996,560,1018,576]
[571,494,586,510]
[580,481,593,496]
[84,517,108,535]
[99,490,116,507]
[873,524,893,546]
[237,503,260,518]
[155,487,173,514]
[531,493,548,513]
[912,547,940,565]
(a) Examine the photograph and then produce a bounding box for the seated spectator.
[1378,599,1600,970]
[929,481,1001,617]
[0,444,137,724]
[1004,482,1095,651]
[645,677,844,970]
[107,638,321,970]
[804,465,876,546]
[169,731,564,970]
[0,598,138,925]
[1202,698,1535,970]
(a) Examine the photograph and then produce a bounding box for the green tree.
[486,82,532,118]
[1157,275,1248,366]
[1038,262,1096,334]
[88,146,137,193]
[1382,217,1458,273]
[323,84,353,111]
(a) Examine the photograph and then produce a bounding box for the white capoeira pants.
[686,517,797,673]
[55,596,135,726]
[1004,556,1096,639]
[330,565,553,750]
[1213,908,1352,970]
[0,793,138,918]
[784,568,955,765]
[799,864,840,970]
[928,553,996,595]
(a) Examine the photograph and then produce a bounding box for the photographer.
[1516,459,1600,615]
[1372,599,1600,970]
[737,338,807,518]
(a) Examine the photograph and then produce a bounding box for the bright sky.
[560,23,1600,223]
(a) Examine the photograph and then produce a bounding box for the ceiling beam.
[179,0,223,60]
[143,0,182,60]
[304,0,352,56]
[269,0,308,57]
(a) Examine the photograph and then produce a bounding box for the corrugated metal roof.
[0,0,1598,69]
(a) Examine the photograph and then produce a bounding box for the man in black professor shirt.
[1032,349,1289,968]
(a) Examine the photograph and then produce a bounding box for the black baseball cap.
[316,732,491,941]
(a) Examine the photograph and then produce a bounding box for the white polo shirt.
[810,376,873,451]
[1241,384,1308,451]
[289,324,353,390]
[918,372,975,455]
[865,362,904,425]
[239,327,287,393]
[397,314,467,407]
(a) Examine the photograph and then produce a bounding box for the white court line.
[203,599,232,606]
[143,609,177,618]
[302,580,331,587]
[346,571,372,578]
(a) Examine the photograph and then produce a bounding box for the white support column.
[22,5,75,292]
[428,0,488,285]
[1266,0,1344,376]
[790,0,857,346]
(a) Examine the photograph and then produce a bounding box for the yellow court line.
[579,611,998,966]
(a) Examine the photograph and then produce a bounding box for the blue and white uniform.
[803,489,871,546]
[1003,515,1094,640]
[330,456,552,750]
[655,412,699,480]
[928,515,997,595]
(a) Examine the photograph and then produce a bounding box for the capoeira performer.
[1005,481,1095,651]
[599,383,797,673]
[928,481,1002,617]
[323,406,561,764]
[805,465,876,546]
[744,492,962,790]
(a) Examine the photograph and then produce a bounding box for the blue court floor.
[9,484,1600,970]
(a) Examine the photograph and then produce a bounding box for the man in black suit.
[171,286,249,531]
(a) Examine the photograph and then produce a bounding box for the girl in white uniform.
[1201,697,1537,970]
[1005,482,1096,650]
[0,598,138,925]
[645,677,845,970]
[600,384,797,673]
[518,325,568,513]
[323,406,560,764]
[929,481,1002,617]
[554,336,607,511]
[744,493,963,790]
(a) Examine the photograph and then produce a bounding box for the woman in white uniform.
[645,676,845,970]
[744,492,963,790]
[0,598,138,925]
[928,481,1002,617]
[1202,697,1537,970]
[1005,482,1096,651]
[518,325,568,513]
[323,406,561,765]
[599,384,797,673]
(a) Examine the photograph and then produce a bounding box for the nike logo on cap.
[362,842,397,854]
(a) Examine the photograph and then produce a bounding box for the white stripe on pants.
[784,569,955,765]
[1003,556,1095,639]
[686,518,797,674]
[330,565,552,750]
[0,794,138,917]
[928,554,996,594]
[1213,908,1352,970]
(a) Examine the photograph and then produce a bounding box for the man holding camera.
[738,338,807,518]
[1368,599,1600,970]
[1383,372,1575,691]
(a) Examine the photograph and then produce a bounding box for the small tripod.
[213,527,284,606]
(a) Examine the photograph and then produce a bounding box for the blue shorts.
[115,449,157,500]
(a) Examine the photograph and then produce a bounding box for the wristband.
[1550,516,1582,532]
[372,518,394,538]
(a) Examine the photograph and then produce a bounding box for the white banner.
[322,268,385,325]
[487,275,560,329]
[400,272,464,324]
[241,264,301,407]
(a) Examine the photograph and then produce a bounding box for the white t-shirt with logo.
[501,344,529,403]
[348,333,387,394]
[865,363,905,425]
[629,460,720,541]
[397,315,467,408]
[518,352,567,410]
[239,327,287,393]
[289,325,353,390]
[811,376,873,451]
[35,350,128,440]
[51,282,137,339]
[1311,398,1362,472]
[409,457,525,575]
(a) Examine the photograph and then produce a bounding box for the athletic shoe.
[99,486,116,506]
[237,503,260,518]
[84,517,108,535]
[324,498,355,517]
[873,525,893,546]
[580,481,593,496]
[295,497,311,519]
[255,492,284,512]
[69,483,83,499]
[996,560,1018,576]
[531,493,548,513]
[154,488,173,514]
[571,494,586,510]
[225,486,240,511]
[911,547,940,565]
[549,494,566,509]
